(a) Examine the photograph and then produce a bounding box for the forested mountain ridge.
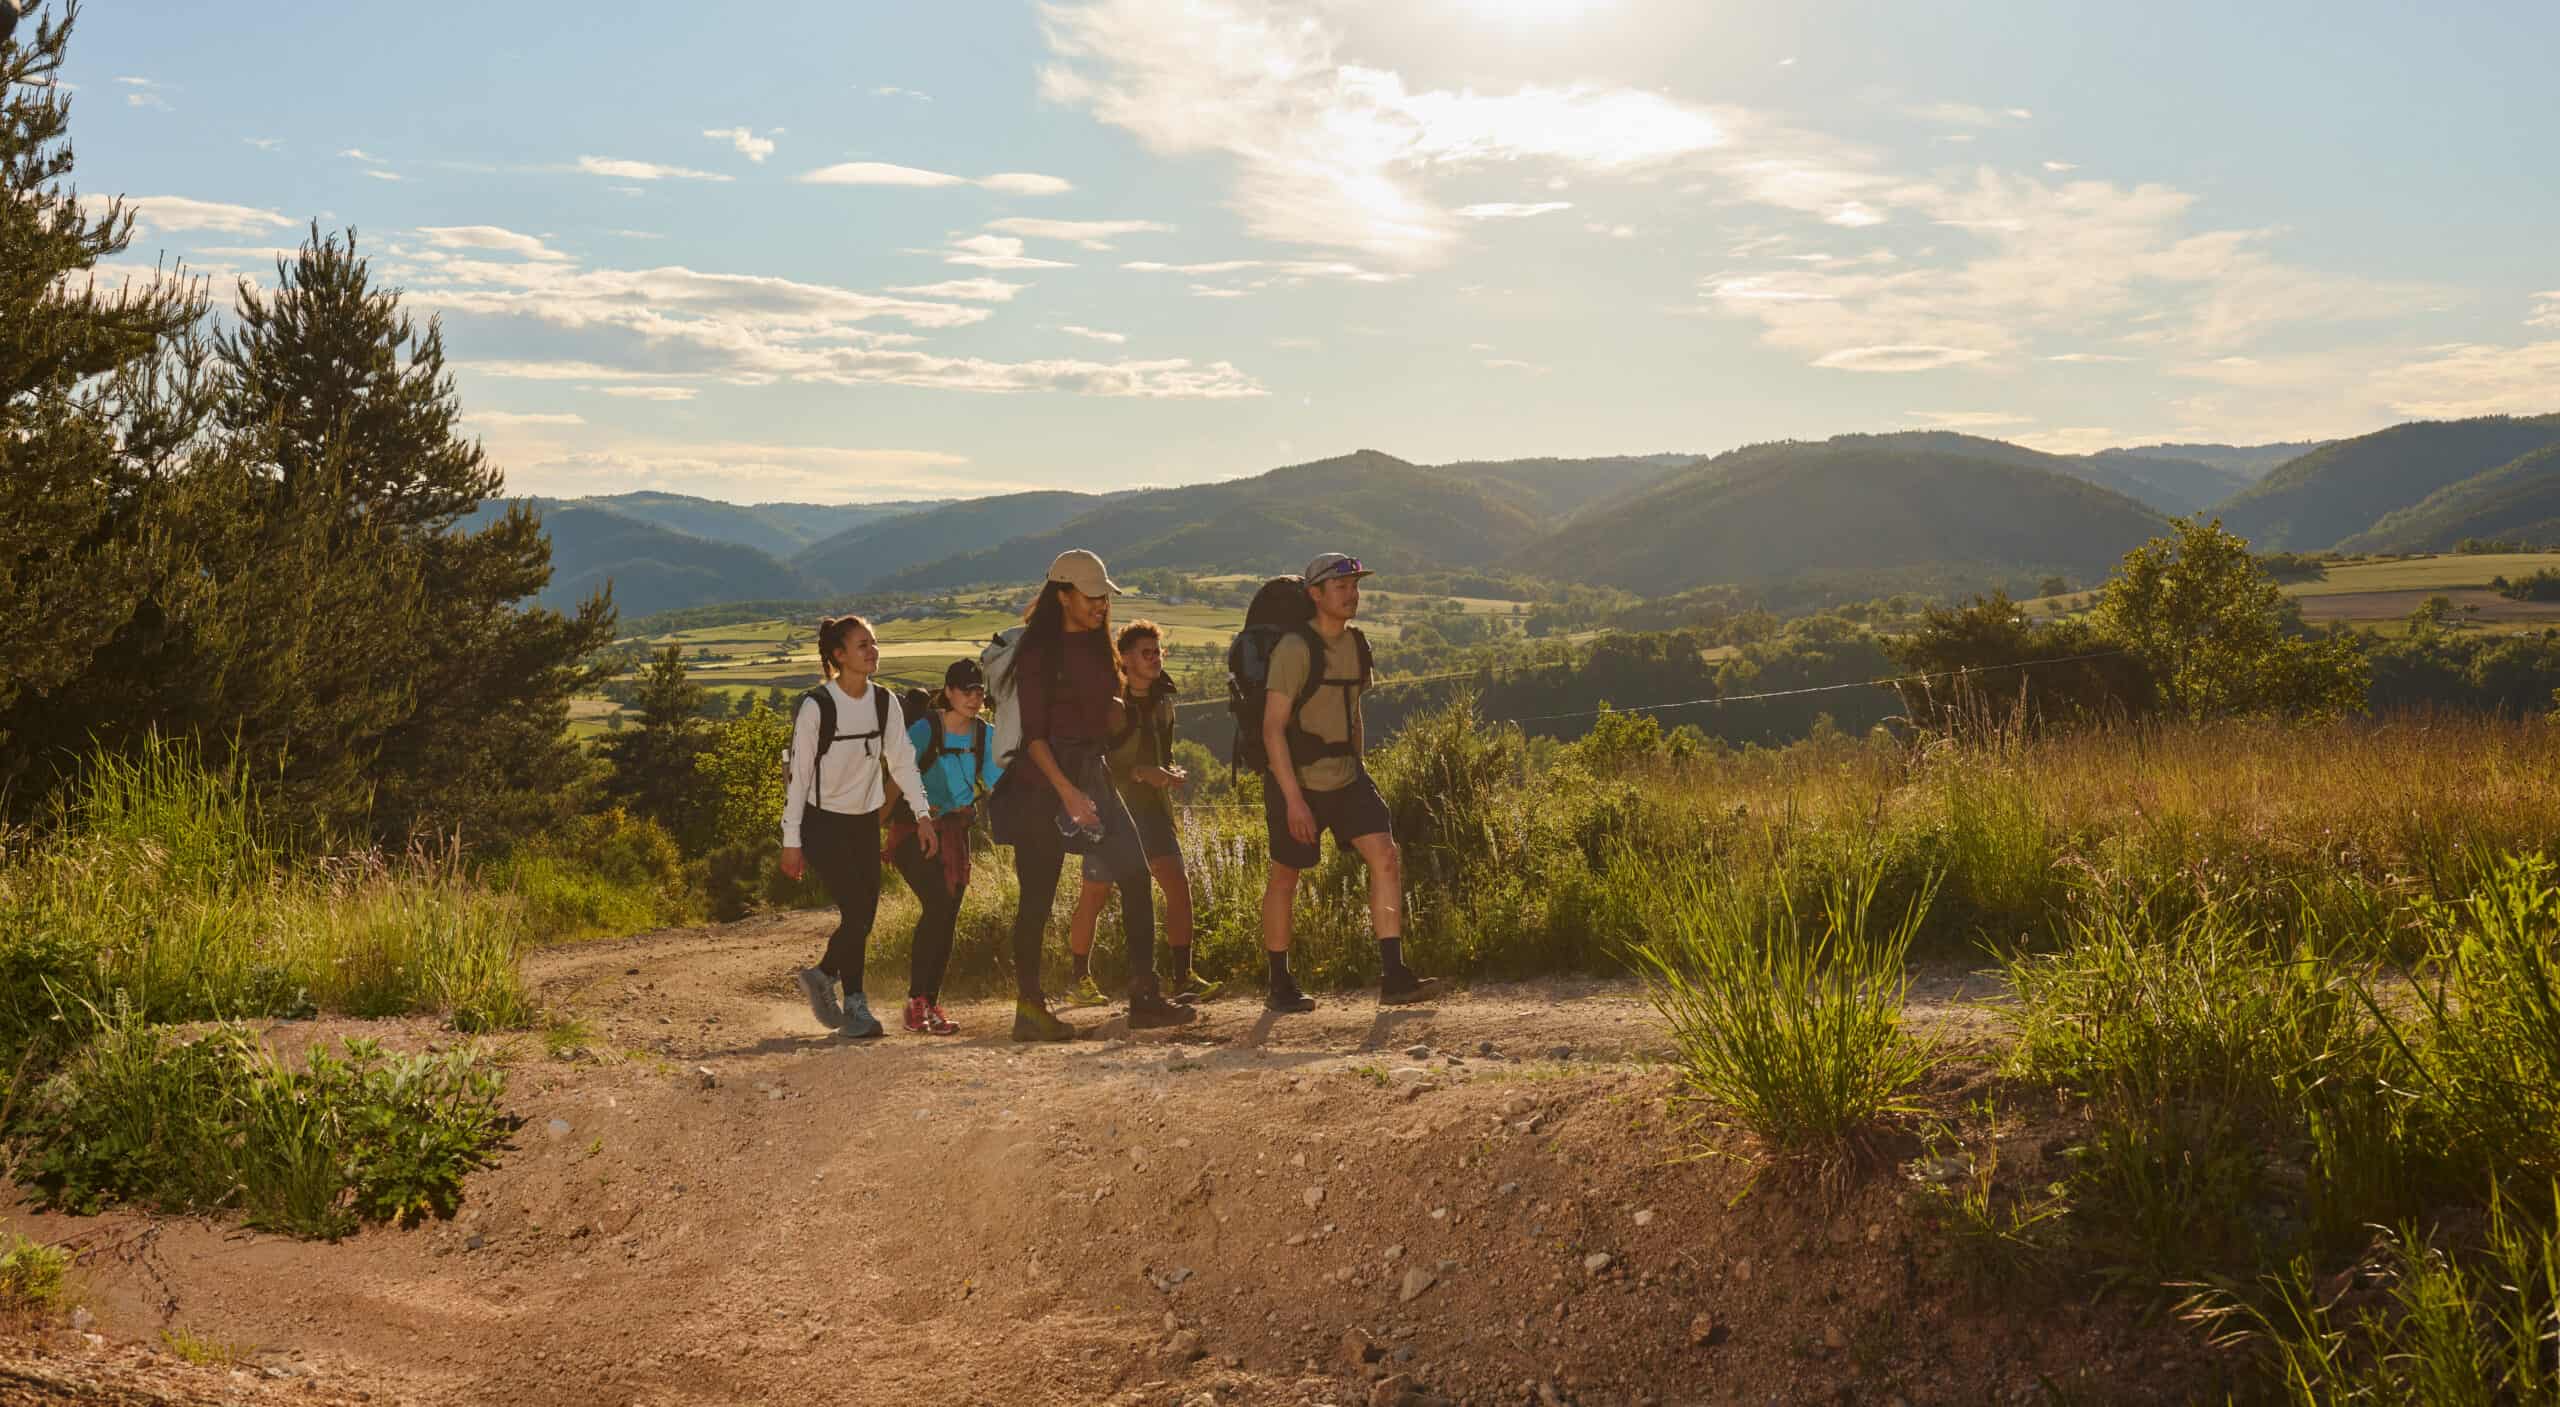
[791,490,1112,593]
[578,492,944,557]
[2342,441,2560,551]
[2216,415,2560,550]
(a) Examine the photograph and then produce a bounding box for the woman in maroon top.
[991,550,1199,1041]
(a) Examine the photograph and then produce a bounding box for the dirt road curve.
[2,915,2192,1407]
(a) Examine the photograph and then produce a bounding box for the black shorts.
[1083,789,1179,882]
[1264,769,1393,871]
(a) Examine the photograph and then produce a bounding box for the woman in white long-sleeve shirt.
[778,614,934,1039]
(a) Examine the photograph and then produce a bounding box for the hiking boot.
[1168,975,1225,1004]
[838,992,886,1039]
[795,967,842,1029]
[1265,981,1317,1015]
[902,996,929,1033]
[923,1003,959,1036]
[1012,998,1077,1043]
[1064,974,1111,1008]
[1128,992,1200,1030]
[1379,970,1442,1006]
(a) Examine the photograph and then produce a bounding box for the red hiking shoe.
[902,996,928,1033]
[923,1003,959,1035]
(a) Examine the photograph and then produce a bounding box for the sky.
[54,0,2560,504]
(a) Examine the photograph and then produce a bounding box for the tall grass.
[1628,845,1939,1157]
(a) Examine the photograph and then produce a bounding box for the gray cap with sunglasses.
[1303,552,1373,584]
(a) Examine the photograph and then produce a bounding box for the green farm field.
[2017,551,2560,635]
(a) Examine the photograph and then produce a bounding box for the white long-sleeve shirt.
[779,680,928,848]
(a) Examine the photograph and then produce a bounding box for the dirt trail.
[2,915,2196,1407]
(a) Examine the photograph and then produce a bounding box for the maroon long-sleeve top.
[1014,627,1119,744]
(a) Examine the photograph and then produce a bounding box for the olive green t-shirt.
[1264,628,1364,793]
[1104,683,1175,809]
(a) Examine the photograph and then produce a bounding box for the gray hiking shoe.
[838,990,886,1040]
[795,967,842,1029]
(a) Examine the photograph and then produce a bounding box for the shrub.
[0,1234,70,1313]
[1628,845,1939,1157]
[20,1013,508,1239]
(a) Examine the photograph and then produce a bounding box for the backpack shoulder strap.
[1289,626,1329,710]
[1349,627,1374,689]
[971,719,990,773]
[874,686,892,737]
[803,685,838,763]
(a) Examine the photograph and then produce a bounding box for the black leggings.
[890,831,963,1001]
[1011,820,1155,1001]
[801,807,880,988]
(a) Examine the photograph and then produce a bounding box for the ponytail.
[816,613,874,681]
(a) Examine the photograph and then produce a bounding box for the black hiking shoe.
[1265,981,1317,1014]
[1379,970,1442,1006]
[1128,992,1200,1030]
[1012,998,1077,1043]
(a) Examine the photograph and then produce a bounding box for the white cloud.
[341,148,387,164]
[2012,426,2133,455]
[577,155,733,183]
[362,171,405,182]
[984,216,1172,249]
[497,442,995,501]
[127,196,295,237]
[1812,345,1993,373]
[2530,291,2560,331]
[939,235,1075,270]
[1904,410,2031,428]
[118,76,170,110]
[1584,222,1636,238]
[890,277,1030,301]
[609,229,665,240]
[598,386,699,402]
[1038,0,1720,264]
[983,172,1075,195]
[1483,358,1548,373]
[2042,161,2078,173]
[459,360,689,382]
[1706,170,2435,374]
[2374,338,2560,419]
[423,255,1261,400]
[1120,257,1397,283]
[1059,324,1127,343]
[800,163,1073,195]
[1824,202,1884,228]
[1905,101,2030,127]
[1190,285,1251,299]
[418,225,571,261]
[2048,352,2135,363]
[703,126,777,163]
[465,411,587,428]
[244,137,283,152]
[873,86,934,101]
[1455,201,1572,220]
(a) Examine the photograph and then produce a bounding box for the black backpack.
[797,683,893,769]
[1225,576,1372,775]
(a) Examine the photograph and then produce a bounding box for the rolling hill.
[1504,436,2168,595]
[791,491,1110,593]
[2071,450,2252,515]
[580,492,943,557]
[873,451,1549,591]
[2215,415,2560,550]
[501,503,828,616]
[1423,453,1697,523]
[2109,441,2325,479]
[2341,441,2560,552]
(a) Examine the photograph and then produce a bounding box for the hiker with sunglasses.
[1255,554,1440,1012]
[880,657,1001,1035]
[987,550,1200,1040]
[1064,620,1221,1007]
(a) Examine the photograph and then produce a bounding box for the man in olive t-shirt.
[1258,552,1442,1013]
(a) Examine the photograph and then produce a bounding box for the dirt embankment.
[3,914,2209,1406]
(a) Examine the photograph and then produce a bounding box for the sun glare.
[1457,0,1618,26]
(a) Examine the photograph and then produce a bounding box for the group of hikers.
[774,549,1440,1042]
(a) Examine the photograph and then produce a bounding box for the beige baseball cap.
[1047,548,1122,598]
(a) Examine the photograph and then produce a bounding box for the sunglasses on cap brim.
[1312,558,1365,581]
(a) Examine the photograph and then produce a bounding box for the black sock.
[1072,949,1091,982]
[1380,936,1410,978]
[1170,943,1193,984]
[1266,950,1293,989]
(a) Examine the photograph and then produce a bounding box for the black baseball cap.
[944,658,986,690]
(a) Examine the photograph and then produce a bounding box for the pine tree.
[601,646,708,840]
[0,3,204,787]
[215,229,615,846]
